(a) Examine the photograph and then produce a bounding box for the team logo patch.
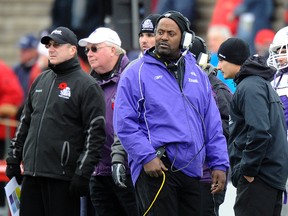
[142,19,154,31]
[58,82,71,99]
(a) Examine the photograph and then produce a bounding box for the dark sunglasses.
[84,46,108,55]
[45,42,62,49]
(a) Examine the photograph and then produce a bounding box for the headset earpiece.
[181,30,195,50]
[180,16,195,50]
[193,35,211,63]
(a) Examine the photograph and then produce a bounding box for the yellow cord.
[143,171,166,216]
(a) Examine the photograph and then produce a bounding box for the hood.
[234,55,276,85]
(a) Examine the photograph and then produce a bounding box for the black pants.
[80,195,95,216]
[199,182,226,216]
[90,175,138,216]
[234,176,283,216]
[135,157,200,216]
[20,176,80,216]
[200,182,216,216]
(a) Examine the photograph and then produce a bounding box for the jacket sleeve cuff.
[211,165,228,172]
[6,157,21,165]
[111,154,125,164]
[142,154,157,166]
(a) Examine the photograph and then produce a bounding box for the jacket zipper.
[33,75,56,176]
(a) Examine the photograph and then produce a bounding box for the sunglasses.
[84,46,108,55]
[45,42,62,49]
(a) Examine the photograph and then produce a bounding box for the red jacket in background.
[209,0,242,36]
[0,60,24,139]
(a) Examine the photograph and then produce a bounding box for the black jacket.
[7,56,106,181]
[206,64,232,142]
[229,55,288,190]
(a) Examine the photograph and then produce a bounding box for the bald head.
[207,25,232,53]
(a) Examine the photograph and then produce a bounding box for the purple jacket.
[91,54,129,176]
[113,51,230,185]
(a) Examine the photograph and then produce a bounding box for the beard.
[155,44,180,60]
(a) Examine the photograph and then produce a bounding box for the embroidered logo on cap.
[51,30,62,36]
[142,19,154,31]
[218,53,226,59]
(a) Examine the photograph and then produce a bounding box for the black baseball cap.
[41,26,78,47]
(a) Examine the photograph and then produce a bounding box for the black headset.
[193,35,211,63]
[180,16,195,50]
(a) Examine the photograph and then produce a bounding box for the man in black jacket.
[5,26,106,216]
[218,37,288,216]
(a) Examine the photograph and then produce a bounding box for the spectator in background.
[284,3,288,26]
[209,0,242,36]
[155,0,196,28]
[0,59,23,212]
[254,28,275,60]
[138,14,161,57]
[78,27,137,216]
[14,32,50,121]
[229,0,274,54]
[22,29,52,95]
[51,0,112,70]
[13,34,39,99]
[127,13,160,61]
[206,25,236,93]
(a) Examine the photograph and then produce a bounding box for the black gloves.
[111,163,127,188]
[69,174,90,197]
[6,163,23,185]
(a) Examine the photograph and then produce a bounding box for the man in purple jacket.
[113,11,230,216]
[78,27,137,216]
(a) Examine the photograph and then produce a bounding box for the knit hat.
[217,38,250,65]
[41,26,78,47]
[78,27,121,47]
[156,10,192,33]
[139,14,161,36]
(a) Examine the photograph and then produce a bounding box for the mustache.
[157,42,169,47]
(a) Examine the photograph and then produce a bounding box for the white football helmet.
[267,26,288,70]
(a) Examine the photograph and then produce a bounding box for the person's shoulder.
[122,57,146,76]
[79,70,97,82]
[237,76,267,95]
[127,57,142,69]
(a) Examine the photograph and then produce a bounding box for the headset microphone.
[167,49,189,71]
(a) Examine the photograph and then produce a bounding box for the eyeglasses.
[45,42,62,49]
[84,46,108,55]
